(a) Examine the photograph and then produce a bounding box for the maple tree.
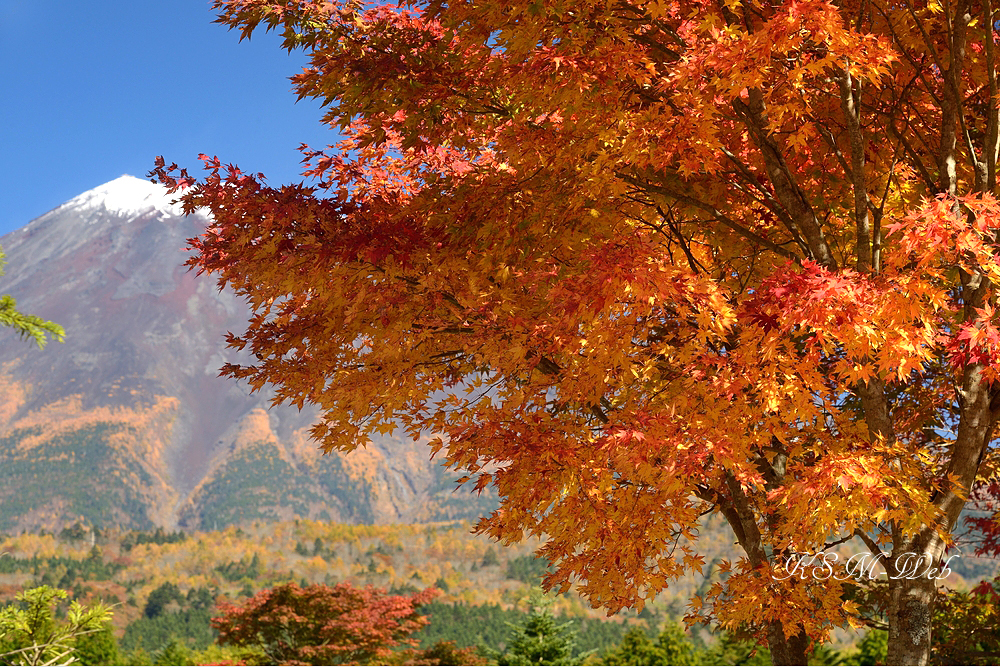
[211,582,438,665]
[154,0,1000,662]
[965,474,1000,556]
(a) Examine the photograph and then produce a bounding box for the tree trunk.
[886,560,939,665]
[718,473,810,665]
[767,622,810,665]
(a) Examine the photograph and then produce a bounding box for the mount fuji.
[0,175,493,533]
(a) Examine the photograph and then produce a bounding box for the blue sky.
[0,0,333,237]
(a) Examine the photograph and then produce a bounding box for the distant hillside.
[0,518,743,637]
[0,175,495,532]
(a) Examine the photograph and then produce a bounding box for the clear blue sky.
[0,0,333,237]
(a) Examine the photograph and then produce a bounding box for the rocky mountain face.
[0,176,494,533]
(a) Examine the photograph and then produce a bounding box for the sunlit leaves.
[153,0,1000,653]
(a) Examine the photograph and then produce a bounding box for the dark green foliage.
[698,632,772,666]
[571,617,634,656]
[121,528,187,552]
[413,601,630,656]
[73,622,121,666]
[505,555,553,584]
[214,554,262,583]
[412,601,539,651]
[603,627,657,665]
[144,582,183,619]
[185,587,216,611]
[0,552,123,582]
[0,636,16,664]
[120,609,217,654]
[493,598,590,666]
[123,647,152,665]
[854,629,888,666]
[58,523,91,542]
[153,638,193,666]
[481,548,500,568]
[600,622,695,666]
[310,458,378,525]
[122,585,218,656]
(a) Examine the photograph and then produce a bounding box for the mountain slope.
[0,175,493,532]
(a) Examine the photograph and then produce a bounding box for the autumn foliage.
[156,0,1000,662]
[212,582,438,665]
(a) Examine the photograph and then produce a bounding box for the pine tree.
[601,621,696,666]
[73,622,121,666]
[494,593,591,666]
[0,245,63,348]
[0,586,111,666]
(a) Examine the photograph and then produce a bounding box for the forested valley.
[0,519,996,665]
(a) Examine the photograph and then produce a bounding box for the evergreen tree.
[602,627,664,665]
[494,593,591,666]
[144,582,182,619]
[153,638,193,666]
[656,621,696,665]
[852,629,888,666]
[0,586,111,666]
[73,622,121,666]
[698,631,772,666]
[601,621,696,666]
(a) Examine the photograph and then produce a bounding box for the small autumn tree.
[211,582,437,665]
[158,0,1000,663]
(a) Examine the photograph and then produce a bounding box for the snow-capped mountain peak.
[61,174,186,219]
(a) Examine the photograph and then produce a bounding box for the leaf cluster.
[0,586,111,667]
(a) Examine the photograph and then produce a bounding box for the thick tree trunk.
[767,622,811,666]
[886,569,938,665]
[884,350,991,663]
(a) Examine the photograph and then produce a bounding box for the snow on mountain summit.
[62,174,187,219]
